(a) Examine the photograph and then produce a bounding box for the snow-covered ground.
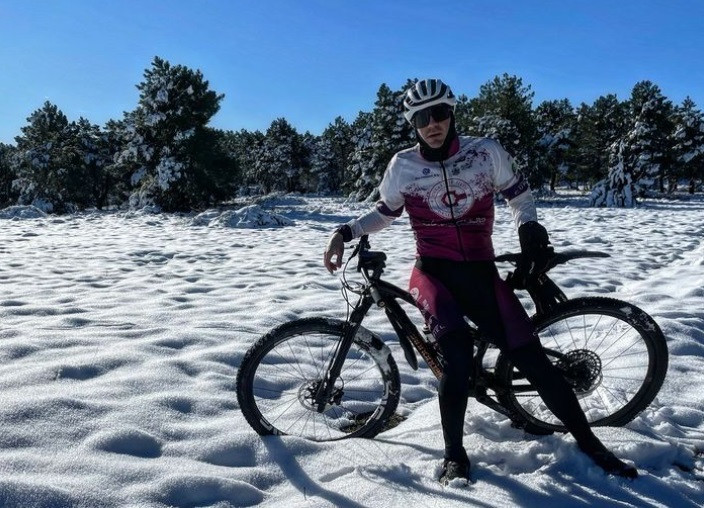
[0,194,702,507]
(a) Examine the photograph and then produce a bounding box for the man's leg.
[437,329,474,463]
[505,342,638,478]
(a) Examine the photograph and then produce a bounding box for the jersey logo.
[428,179,474,219]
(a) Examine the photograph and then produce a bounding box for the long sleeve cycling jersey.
[342,136,538,261]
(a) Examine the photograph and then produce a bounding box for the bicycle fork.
[313,298,373,413]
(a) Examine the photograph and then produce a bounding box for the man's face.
[412,104,452,148]
[417,115,451,148]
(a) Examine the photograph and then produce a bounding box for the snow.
[0,194,702,507]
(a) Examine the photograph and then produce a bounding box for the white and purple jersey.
[345,136,538,261]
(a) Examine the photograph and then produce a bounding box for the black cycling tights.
[438,332,599,463]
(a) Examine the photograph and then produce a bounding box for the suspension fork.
[314,295,374,412]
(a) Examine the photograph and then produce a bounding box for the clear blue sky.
[2,0,703,144]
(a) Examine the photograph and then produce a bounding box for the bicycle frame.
[314,235,612,422]
[315,236,502,416]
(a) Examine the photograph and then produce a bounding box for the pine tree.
[13,101,82,212]
[104,114,145,207]
[671,97,704,193]
[220,129,264,194]
[534,99,576,192]
[255,118,306,194]
[357,84,397,200]
[572,94,628,188]
[307,133,336,194]
[624,81,675,193]
[319,116,354,194]
[117,56,231,211]
[69,117,114,209]
[591,140,637,207]
[453,93,472,135]
[346,112,374,200]
[0,143,17,206]
[297,132,317,193]
[349,82,415,201]
[466,74,539,187]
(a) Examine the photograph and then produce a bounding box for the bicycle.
[236,235,668,442]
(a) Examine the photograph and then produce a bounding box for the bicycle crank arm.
[473,387,529,428]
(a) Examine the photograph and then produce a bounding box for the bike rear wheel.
[495,297,668,433]
[237,317,401,441]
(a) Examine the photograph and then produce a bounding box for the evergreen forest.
[1,56,702,213]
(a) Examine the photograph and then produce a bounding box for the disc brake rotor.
[297,379,345,411]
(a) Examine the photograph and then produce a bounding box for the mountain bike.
[236,235,668,441]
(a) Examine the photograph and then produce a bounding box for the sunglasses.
[411,104,453,129]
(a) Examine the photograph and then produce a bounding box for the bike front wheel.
[236,317,401,441]
[495,297,668,433]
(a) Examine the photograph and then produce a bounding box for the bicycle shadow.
[259,433,701,508]
[262,434,497,507]
[261,436,367,507]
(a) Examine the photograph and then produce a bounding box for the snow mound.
[192,205,294,228]
[0,205,49,219]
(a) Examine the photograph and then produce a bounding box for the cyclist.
[323,78,638,484]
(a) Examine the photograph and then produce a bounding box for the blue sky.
[1,0,703,144]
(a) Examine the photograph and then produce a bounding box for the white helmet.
[403,79,457,123]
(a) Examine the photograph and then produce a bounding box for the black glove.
[517,221,553,282]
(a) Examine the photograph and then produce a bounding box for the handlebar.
[495,249,610,268]
[349,235,610,280]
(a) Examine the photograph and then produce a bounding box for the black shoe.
[439,459,471,485]
[583,449,638,479]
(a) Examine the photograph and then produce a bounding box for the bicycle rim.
[237,318,400,441]
[497,297,668,432]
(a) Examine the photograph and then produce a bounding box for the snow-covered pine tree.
[0,143,17,206]
[307,133,336,195]
[70,117,113,209]
[623,81,675,194]
[346,112,374,200]
[573,95,628,189]
[255,118,306,194]
[120,56,230,211]
[349,82,415,201]
[590,140,637,207]
[671,97,704,193]
[104,112,149,207]
[466,74,538,186]
[297,132,319,194]
[534,99,576,192]
[221,129,264,195]
[319,116,354,195]
[12,101,82,213]
[354,84,398,200]
[453,93,472,135]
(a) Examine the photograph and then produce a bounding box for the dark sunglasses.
[411,104,453,128]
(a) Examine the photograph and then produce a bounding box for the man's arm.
[323,206,398,274]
